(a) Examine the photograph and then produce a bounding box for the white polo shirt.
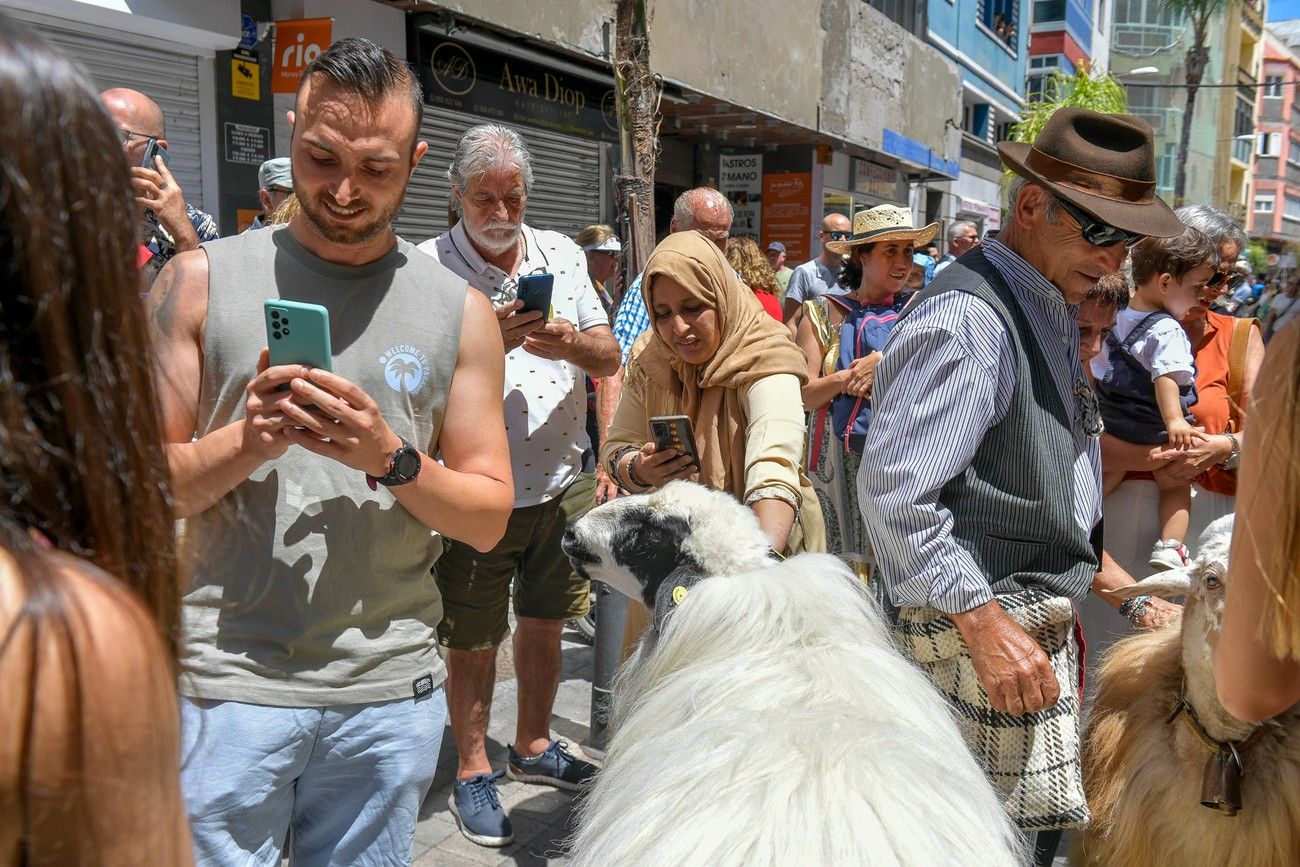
[419,222,608,507]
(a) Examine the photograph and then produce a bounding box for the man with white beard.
[418,124,620,848]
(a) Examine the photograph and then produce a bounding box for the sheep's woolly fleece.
[565,481,1024,867]
[1082,515,1300,867]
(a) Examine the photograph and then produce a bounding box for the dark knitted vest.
[897,247,1097,598]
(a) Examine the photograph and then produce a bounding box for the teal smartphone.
[264,299,332,372]
[516,272,554,321]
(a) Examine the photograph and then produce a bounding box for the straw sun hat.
[825,204,939,255]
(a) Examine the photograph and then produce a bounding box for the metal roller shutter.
[11,10,206,212]
[395,104,602,245]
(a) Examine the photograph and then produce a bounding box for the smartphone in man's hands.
[516,272,554,322]
[140,138,170,169]
[265,300,333,371]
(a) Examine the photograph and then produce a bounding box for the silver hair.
[672,187,733,229]
[1174,203,1248,255]
[446,123,534,212]
[947,221,977,244]
[1004,175,1060,224]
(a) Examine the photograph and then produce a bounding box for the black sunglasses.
[1206,269,1246,291]
[824,230,852,240]
[1055,197,1144,249]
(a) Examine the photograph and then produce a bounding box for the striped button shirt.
[858,236,1103,614]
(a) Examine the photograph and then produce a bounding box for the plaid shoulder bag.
[895,588,1089,831]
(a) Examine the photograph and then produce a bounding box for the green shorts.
[435,472,596,651]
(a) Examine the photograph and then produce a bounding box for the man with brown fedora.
[859,108,1184,865]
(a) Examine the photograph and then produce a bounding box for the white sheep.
[1082,514,1300,866]
[561,481,1024,867]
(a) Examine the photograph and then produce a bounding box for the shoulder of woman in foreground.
[0,546,191,865]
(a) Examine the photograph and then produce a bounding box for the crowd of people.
[2,19,1299,867]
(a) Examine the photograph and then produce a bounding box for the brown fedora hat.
[997,108,1184,239]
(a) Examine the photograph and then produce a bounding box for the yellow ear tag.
[672,585,688,605]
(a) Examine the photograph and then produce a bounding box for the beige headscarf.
[635,230,808,500]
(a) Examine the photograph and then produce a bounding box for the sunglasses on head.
[1055,197,1145,249]
[1205,269,1246,290]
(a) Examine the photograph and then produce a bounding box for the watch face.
[394,448,421,480]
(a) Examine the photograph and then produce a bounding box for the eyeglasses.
[119,128,156,146]
[1055,197,1144,249]
[1205,269,1246,291]
[824,230,852,240]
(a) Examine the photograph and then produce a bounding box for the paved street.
[412,623,595,866]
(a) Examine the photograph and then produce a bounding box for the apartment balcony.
[1113,23,1184,56]
[1132,105,1183,136]
[1240,0,1263,40]
[1233,137,1253,165]
[1238,67,1258,105]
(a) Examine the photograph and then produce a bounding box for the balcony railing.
[1240,0,1263,39]
[1239,67,1258,103]
[1131,105,1183,136]
[1113,23,1184,55]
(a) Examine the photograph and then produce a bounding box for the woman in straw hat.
[793,204,936,585]
[602,230,826,651]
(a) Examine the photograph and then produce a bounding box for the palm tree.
[387,357,420,392]
[1164,0,1231,204]
[613,0,657,276]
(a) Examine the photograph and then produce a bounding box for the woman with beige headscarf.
[601,230,825,555]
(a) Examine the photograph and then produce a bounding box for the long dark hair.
[0,20,179,644]
[837,242,875,290]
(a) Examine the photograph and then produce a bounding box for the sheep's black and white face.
[561,481,772,609]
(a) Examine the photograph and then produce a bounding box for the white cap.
[581,236,622,253]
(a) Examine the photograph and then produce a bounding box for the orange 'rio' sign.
[273,18,332,94]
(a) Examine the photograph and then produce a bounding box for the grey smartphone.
[649,415,700,467]
[516,272,554,321]
[140,138,170,169]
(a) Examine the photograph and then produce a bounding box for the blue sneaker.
[506,740,599,791]
[448,770,512,847]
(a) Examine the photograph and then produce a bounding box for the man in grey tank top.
[148,39,513,867]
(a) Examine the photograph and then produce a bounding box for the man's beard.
[464,218,522,257]
[299,191,401,246]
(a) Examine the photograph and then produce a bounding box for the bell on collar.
[1200,747,1244,816]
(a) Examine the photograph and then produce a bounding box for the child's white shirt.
[1090,307,1196,386]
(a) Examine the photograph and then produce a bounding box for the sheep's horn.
[1104,570,1194,600]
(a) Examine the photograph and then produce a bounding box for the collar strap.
[1024,147,1156,204]
[1167,691,1268,755]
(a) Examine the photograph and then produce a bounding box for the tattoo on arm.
[150,259,182,335]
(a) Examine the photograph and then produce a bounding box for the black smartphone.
[140,138,170,169]
[516,272,554,322]
[649,415,700,467]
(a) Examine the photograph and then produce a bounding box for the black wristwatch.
[367,438,421,490]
